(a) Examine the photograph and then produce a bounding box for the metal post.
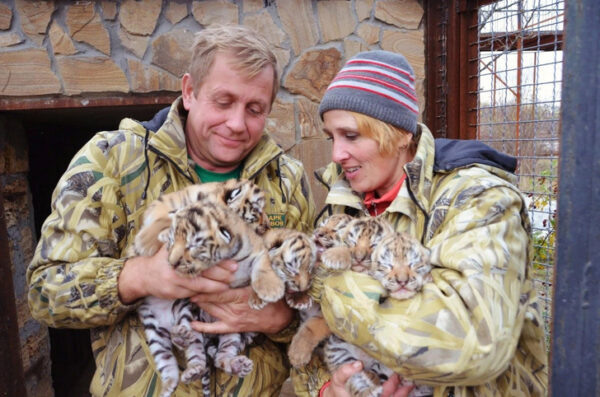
[551,0,600,394]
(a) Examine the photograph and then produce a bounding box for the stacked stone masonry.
[0,1,425,396]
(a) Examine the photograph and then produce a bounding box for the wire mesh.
[475,0,563,344]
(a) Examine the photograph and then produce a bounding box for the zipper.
[147,145,195,184]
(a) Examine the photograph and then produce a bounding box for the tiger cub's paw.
[216,355,254,378]
[321,246,353,270]
[181,362,207,384]
[170,324,194,350]
[248,291,268,310]
[229,355,254,377]
[288,336,315,368]
[286,292,313,310]
[251,262,285,303]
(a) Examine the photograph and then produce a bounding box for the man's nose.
[226,105,246,133]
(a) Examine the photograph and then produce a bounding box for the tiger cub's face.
[217,179,269,235]
[160,202,243,276]
[266,229,317,310]
[312,214,353,256]
[340,217,395,272]
[370,231,432,300]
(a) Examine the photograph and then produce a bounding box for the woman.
[292,51,548,397]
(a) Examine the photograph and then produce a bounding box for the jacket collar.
[124,96,284,180]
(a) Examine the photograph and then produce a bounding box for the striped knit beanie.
[319,50,419,134]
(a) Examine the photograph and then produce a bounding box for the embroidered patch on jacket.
[268,213,286,228]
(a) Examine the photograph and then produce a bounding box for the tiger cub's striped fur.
[290,216,434,397]
[289,215,393,368]
[263,228,317,311]
[134,180,282,397]
[288,214,353,368]
[133,178,269,257]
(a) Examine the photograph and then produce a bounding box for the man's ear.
[181,73,194,111]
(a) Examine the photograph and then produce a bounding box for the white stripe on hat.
[327,80,419,114]
[332,72,417,101]
[338,65,416,92]
[347,58,415,81]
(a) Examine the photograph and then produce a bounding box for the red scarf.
[363,174,406,216]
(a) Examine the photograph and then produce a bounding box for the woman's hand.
[118,246,237,303]
[323,361,415,397]
[190,287,294,334]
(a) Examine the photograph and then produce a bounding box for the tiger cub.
[134,181,282,397]
[289,216,394,368]
[288,214,353,368]
[322,223,433,397]
[139,200,284,397]
[289,216,433,397]
[132,178,269,257]
[263,228,317,311]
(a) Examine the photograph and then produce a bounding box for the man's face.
[182,52,274,172]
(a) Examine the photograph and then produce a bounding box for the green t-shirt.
[193,162,243,183]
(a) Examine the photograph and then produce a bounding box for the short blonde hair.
[189,25,278,105]
[349,112,417,157]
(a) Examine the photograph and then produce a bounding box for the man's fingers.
[201,260,238,283]
[191,320,235,334]
[190,287,248,304]
[182,277,231,294]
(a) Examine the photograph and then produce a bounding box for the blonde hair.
[349,112,417,157]
[189,25,278,105]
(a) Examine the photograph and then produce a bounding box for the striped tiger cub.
[290,215,434,397]
[133,180,283,397]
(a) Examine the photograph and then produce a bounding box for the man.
[27,25,315,396]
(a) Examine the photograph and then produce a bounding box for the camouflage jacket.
[292,124,548,397]
[27,97,315,396]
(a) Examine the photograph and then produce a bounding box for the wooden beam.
[0,93,178,111]
[478,32,564,52]
[425,0,478,140]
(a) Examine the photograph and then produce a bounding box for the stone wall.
[0,1,425,395]
[1,0,425,206]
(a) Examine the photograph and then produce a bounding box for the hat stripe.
[338,66,416,92]
[332,72,418,102]
[327,81,419,114]
[347,58,415,82]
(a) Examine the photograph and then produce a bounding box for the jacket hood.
[434,138,517,173]
[141,106,170,132]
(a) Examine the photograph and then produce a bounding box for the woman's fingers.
[323,361,363,397]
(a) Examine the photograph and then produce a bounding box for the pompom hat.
[318,50,419,134]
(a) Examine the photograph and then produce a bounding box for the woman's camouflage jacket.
[292,124,547,397]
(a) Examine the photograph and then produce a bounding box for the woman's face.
[323,110,413,196]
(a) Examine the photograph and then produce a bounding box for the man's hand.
[190,287,294,334]
[118,246,237,304]
[323,361,415,397]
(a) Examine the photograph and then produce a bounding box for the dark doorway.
[18,104,167,397]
